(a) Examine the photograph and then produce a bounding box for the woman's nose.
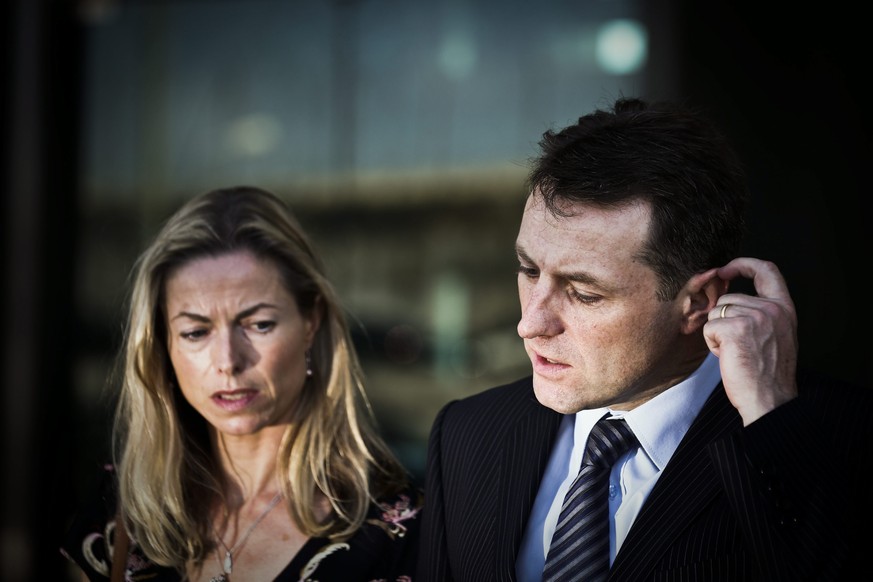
[214,328,244,375]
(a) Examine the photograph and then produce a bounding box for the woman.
[61,186,421,581]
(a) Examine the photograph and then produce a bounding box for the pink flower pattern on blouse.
[375,494,420,538]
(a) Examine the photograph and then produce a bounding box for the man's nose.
[517,285,563,339]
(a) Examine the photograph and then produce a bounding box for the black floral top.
[60,465,423,582]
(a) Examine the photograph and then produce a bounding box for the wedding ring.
[719,303,731,319]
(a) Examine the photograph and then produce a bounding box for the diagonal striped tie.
[542,415,638,582]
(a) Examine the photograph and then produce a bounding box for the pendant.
[224,550,233,574]
[209,575,228,582]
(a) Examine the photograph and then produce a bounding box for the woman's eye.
[251,320,276,333]
[180,329,208,341]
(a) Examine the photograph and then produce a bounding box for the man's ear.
[680,268,728,334]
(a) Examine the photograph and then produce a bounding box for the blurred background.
[2,0,869,579]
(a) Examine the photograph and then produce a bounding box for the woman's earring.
[305,350,313,378]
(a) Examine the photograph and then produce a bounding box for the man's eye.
[517,265,539,278]
[569,289,601,305]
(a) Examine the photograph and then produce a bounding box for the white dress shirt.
[516,353,722,582]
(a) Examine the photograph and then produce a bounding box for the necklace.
[209,493,282,582]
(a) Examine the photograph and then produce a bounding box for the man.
[417,97,869,581]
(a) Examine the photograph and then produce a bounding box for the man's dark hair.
[528,97,750,300]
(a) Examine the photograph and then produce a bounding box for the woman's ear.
[305,294,325,346]
[680,268,728,334]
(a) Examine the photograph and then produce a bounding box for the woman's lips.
[212,388,258,411]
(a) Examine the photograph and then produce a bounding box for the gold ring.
[719,304,730,319]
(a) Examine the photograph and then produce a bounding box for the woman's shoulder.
[60,464,119,581]
[281,485,423,581]
[60,464,179,582]
[364,484,424,543]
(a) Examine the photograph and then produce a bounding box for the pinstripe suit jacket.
[418,371,870,581]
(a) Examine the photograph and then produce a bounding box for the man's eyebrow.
[515,243,600,286]
[515,244,533,264]
[565,271,599,285]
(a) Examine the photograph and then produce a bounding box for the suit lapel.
[494,381,562,579]
[610,384,742,578]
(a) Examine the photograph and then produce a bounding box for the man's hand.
[704,257,798,426]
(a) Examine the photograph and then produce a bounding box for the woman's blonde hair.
[113,186,408,570]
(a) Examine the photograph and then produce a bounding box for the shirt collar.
[572,352,722,471]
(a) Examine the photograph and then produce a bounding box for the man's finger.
[718,257,791,303]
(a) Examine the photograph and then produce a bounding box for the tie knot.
[583,416,638,469]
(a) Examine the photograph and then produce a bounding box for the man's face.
[515,194,688,413]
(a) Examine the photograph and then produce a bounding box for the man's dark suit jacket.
[417,370,870,581]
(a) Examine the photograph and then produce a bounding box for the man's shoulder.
[430,376,559,466]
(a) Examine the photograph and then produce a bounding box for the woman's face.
[164,250,320,435]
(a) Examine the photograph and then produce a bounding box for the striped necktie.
[542,415,638,582]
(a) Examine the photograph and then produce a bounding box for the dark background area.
[2,1,869,580]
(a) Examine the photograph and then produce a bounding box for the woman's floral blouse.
[61,465,423,582]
